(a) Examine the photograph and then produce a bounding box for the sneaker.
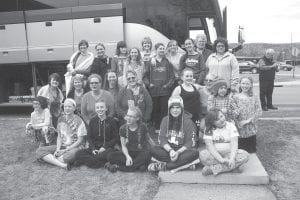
[104,162,118,173]
[267,105,278,110]
[211,164,222,175]
[202,166,213,176]
[189,164,197,170]
[147,162,166,172]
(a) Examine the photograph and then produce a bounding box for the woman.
[165,40,183,80]
[179,38,207,85]
[145,43,175,131]
[73,101,119,168]
[65,40,94,95]
[67,74,88,114]
[140,37,155,62]
[111,41,128,87]
[90,43,112,85]
[148,96,199,171]
[35,98,87,170]
[38,73,64,128]
[116,70,152,124]
[172,68,202,126]
[81,74,115,124]
[103,70,121,101]
[106,106,151,172]
[123,47,146,86]
[206,37,239,91]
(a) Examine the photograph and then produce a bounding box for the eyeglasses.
[127,77,136,81]
[90,82,100,85]
[205,79,213,82]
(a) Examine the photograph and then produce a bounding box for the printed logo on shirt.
[153,66,166,73]
[185,58,199,67]
[168,130,183,145]
[213,135,226,143]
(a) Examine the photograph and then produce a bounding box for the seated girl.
[35,98,87,170]
[199,108,249,176]
[106,107,151,172]
[73,101,119,168]
[26,96,54,146]
[148,96,199,172]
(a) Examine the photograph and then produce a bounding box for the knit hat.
[168,96,184,109]
[210,78,228,96]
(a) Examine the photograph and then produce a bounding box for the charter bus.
[0,0,227,106]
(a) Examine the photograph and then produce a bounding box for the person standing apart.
[258,49,279,111]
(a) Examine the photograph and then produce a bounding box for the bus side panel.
[73,16,124,57]
[0,23,28,64]
[26,20,74,62]
[0,11,28,64]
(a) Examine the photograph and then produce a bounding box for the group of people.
[25,34,270,176]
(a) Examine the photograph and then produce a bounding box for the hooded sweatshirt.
[159,113,197,149]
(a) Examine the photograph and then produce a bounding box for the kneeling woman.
[73,101,119,168]
[106,107,151,172]
[36,99,87,170]
[199,108,249,176]
[148,96,199,171]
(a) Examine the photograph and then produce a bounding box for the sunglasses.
[127,77,136,81]
[90,82,100,85]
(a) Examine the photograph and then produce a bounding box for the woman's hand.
[54,149,66,157]
[92,150,99,155]
[126,155,133,166]
[26,123,32,129]
[219,157,229,164]
[149,83,155,88]
[221,108,228,114]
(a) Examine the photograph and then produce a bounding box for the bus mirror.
[238,25,245,44]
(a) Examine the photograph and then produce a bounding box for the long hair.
[127,47,142,65]
[103,70,119,91]
[166,40,178,56]
[115,41,127,56]
[239,76,254,97]
[205,108,221,136]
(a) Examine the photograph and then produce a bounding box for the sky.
[220,0,300,44]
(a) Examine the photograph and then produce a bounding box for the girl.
[172,68,202,126]
[231,76,262,153]
[123,47,146,86]
[199,108,249,176]
[179,38,207,85]
[36,99,87,170]
[148,96,199,172]
[26,96,53,146]
[207,78,234,121]
[67,74,88,114]
[111,41,128,87]
[106,107,151,172]
[145,43,175,131]
[73,101,119,168]
[38,73,64,128]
